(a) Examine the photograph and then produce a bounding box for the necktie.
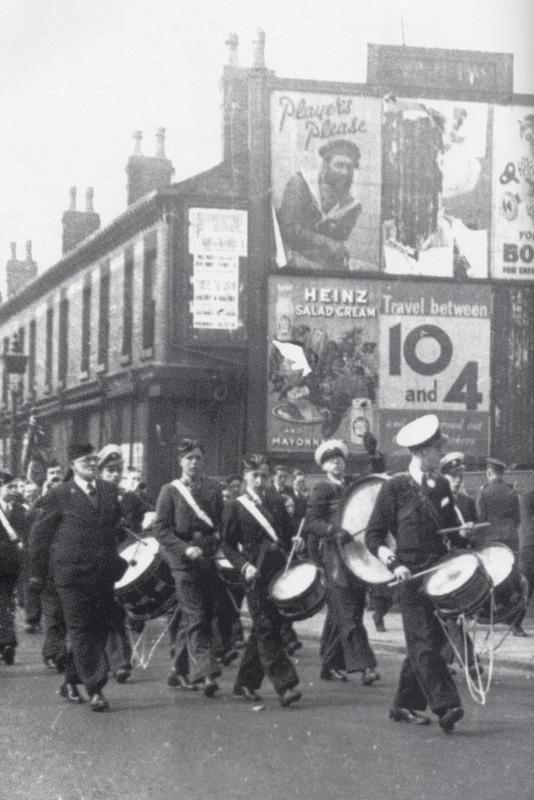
[86,482,97,505]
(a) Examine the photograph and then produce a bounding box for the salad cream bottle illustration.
[350,398,376,449]
[275,283,294,341]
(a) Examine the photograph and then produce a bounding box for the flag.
[272,340,312,376]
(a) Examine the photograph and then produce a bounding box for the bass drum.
[339,474,394,585]
[474,543,527,624]
[269,562,327,621]
[115,537,177,622]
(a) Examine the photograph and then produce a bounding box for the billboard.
[267,278,380,453]
[271,91,382,272]
[378,281,491,456]
[492,106,534,280]
[266,277,491,457]
[382,97,491,280]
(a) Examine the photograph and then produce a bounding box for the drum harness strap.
[171,479,215,529]
[236,495,279,542]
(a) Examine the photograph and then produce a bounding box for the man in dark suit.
[366,415,472,734]
[221,455,302,707]
[0,469,24,665]
[29,442,127,711]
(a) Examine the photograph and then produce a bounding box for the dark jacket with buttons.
[154,478,223,570]
[28,479,126,587]
[221,490,293,578]
[366,473,464,571]
[476,480,520,548]
[0,502,26,580]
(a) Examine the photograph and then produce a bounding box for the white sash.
[237,494,279,542]
[171,480,215,529]
[0,504,20,544]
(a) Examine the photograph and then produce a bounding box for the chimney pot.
[9,242,16,260]
[86,187,94,212]
[133,130,143,155]
[25,240,32,263]
[155,127,166,158]
[252,28,266,69]
[226,33,239,66]
[69,186,77,211]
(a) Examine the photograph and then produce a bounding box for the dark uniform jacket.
[154,478,223,570]
[0,503,26,580]
[454,491,477,524]
[221,490,293,578]
[29,479,126,588]
[365,472,463,571]
[476,480,520,548]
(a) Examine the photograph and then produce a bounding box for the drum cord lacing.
[129,604,181,670]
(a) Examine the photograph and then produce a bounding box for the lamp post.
[2,333,28,474]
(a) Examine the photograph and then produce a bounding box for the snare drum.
[474,543,527,624]
[269,562,327,621]
[115,537,177,621]
[424,552,492,617]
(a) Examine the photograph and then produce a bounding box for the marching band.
[0,414,529,732]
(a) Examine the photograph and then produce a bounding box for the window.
[142,232,157,351]
[122,247,134,361]
[45,306,54,390]
[98,263,110,369]
[58,295,69,385]
[28,320,36,395]
[81,279,91,375]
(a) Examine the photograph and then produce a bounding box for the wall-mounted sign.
[188,208,247,331]
[491,106,534,280]
[271,91,382,272]
[378,281,491,455]
[382,97,491,280]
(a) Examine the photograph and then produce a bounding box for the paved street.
[2,608,533,800]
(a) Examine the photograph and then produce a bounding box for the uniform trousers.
[394,581,461,714]
[171,561,221,683]
[56,582,114,695]
[105,599,133,674]
[320,570,376,673]
[235,574,299,694]
[0,576,18,648]
[41,580,67,666]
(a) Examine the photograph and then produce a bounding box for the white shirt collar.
[247,488,264,505]
[409,461,436,488]
[73,475,95,494]
[327,475,344,487]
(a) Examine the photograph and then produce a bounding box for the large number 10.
[389,323,483,411]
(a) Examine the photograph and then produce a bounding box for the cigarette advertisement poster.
[382,97,491,280]
[492,106,534,280]
[271,91,382,272]
[378,281,491,455]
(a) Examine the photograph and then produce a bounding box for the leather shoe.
[438,706,464,734]
[278,688,302,707]
[372,612,386,633]
[1,645,15,665]
[90,692,110,712]
[512,625,527,637]
[203,678,220,698]
[361,668,381,686]
[44,657,58,670]
[59,682,84,704]
[114,668,131,684]
[320,667,348,681]
[389,707,430,725]
[233,684,262,702]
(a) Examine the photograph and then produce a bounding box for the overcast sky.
[1,0,533,292]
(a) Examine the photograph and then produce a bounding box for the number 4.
[443,362,482,411]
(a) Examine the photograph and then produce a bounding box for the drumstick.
[283,518,306,575]
[387,562,447,587]
[122,526,150,545]
[437,522,490,535]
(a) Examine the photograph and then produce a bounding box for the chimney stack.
[252,29,266,69]
[221,33,249,170]
[226,32,239,66]
[5,240,38,299]
[62,186,100,254]
[126,128,174,206]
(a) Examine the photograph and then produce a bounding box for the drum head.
[475,544,514,587]
[425,553,479,597]
[115,537,159,589]
[340,474,394,585]
[271,563,317,600]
